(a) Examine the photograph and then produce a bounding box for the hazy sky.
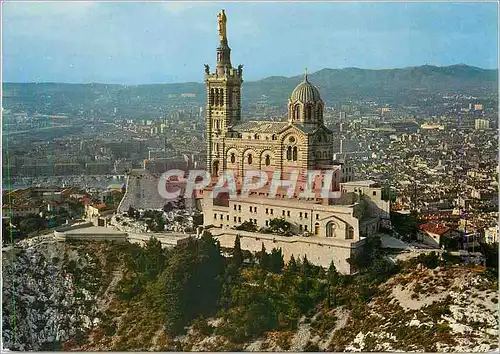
[2,1,498,84]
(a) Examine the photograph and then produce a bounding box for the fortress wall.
[54,222,94,232]
[126,232,193,248]
[63,233,127,242]
[118,169,199,213]
[117,169,168,213]
[54,229,127,242]
[211,229,360,274]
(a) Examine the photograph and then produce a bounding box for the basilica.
[202,10,389,274]
[206,10,338,182]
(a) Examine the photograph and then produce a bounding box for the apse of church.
[205,10,334,180]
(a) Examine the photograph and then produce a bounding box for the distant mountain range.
[3,64,497,116]
[248,64,498,103]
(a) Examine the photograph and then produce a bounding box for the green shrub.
[304,340,320,352]
[413,252,440,269]
[312,313,337,332]
[103,320,117,336]
[192,317,215,336]
[414,283,423,294]
[235,221,257,232]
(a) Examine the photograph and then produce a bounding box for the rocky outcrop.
[2,237,104,350]
[334,265,499,352]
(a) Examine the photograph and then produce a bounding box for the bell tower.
[205,9,243,177]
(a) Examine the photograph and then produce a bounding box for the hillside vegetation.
[2,234,498,351]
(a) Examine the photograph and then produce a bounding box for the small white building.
[474,119,490,130]
[484,226,498,244]
[418,222,452,248]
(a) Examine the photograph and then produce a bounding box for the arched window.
[292,147,298,161]
[326,222,336,237]
[306,105,312,121]
[254,134,259,140]
[214,89,219,106]
[248,154,253,165]
[212,161,219,176]
[265,155,271,166]
[323,151,327,158]
[272,134,277,140]
[346,226,354,240]
[219,89,224,106]
[314,222,320,236]
[210,89,215,105]
[215,120,219,130]
[286,146,292,160]
[294,105,300,120]
[230,153,236,164]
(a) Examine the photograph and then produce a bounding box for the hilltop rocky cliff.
[2,236,121,350]
[2,235,498,352]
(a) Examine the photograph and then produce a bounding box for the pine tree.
[259,242,269,270]
[163,267,185,335]
[194,231,224,315]
[143,236,167,280]
[233,234,243,268]
[269,248,285,274]
[300,255,312,277]
[287,254,298,273]
[327,260,339,285]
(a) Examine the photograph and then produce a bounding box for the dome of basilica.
[290,74,322,103]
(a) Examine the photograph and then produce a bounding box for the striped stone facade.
[205,10,335,181]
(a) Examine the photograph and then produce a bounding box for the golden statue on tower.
[217,9,227,42]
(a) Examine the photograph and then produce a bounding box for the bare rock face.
[2,238,103,351]
[338,266,499,352]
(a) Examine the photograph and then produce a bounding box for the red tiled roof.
[420,213,460,220]
[419,222,450,235]
[93,203,107,210]
[81,197,93,205]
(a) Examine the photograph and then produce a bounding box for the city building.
[1,203,40,218]
[484,226,498,244]
[84,202,113,227]
[418,222,453,247]
[474,118,490,130]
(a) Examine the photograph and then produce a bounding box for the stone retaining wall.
[211,229,362,274]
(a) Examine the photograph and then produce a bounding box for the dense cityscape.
[3,78,498,242]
